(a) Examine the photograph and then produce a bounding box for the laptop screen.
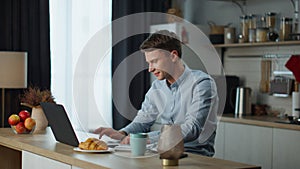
[40,102,79,147]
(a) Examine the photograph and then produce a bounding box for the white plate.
[114,143,157,152]
[114,150,158,159]
[73,147,114,153]
[114,145,131,152]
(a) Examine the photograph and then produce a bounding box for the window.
[50,0,112,130]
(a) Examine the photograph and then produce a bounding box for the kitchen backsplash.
[224,54,293,116]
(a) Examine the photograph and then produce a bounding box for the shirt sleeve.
[121,87,159,135]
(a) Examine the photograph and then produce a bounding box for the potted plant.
[19,86,56,133]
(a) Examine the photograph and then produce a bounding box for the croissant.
[78,138,108,150]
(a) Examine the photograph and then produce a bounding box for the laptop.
[40,102,81,147]
[40,102,118,147]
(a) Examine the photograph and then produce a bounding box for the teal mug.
[130,133,148,156]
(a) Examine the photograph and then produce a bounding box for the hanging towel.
[285,55,300,82]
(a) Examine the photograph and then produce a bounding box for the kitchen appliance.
[269,76,293,97]
[235,87,252,117]
[213,75,240,114]
[224,76,240,114]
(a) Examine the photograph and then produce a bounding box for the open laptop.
[40,102,118,147]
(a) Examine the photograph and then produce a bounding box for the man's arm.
[180,77,218,142]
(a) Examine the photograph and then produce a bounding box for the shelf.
[213,40,300,48]
[208,0,247,1]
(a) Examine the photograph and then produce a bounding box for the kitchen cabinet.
[214,122,273,169]
[22,151,71,169]
[224,123,273,169]
[72,166,83,169]
[0,145,21,169]
[214,121,225,159]
[272,128,300,169]
[215,119,300,169]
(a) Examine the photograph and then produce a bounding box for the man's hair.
[139,30,182,58]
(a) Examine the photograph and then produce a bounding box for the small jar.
[256,27,268,42]
[240,15,249,42]
[279,17,293,41]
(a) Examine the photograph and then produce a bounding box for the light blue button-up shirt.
[121,66,219,156]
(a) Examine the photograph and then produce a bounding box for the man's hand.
[93,127,127,141]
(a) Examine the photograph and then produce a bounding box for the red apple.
[15,122,27,134]
[8,114,20,125]
[19,110,30,121]
[24,117,36,131]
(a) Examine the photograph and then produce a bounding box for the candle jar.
[157,124,184,166]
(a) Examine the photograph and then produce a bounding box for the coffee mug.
[130,133,148,156]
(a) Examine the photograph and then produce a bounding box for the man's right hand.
[93,127,127,141]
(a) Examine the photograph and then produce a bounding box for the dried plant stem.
[20,102,34,109]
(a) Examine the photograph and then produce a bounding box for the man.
[94,30,219,156]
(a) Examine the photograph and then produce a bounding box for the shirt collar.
[169,65,190,88]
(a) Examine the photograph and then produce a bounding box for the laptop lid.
[40,102,79,147]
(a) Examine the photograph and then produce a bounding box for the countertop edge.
[0,130,109,169]
[220,116,300,131]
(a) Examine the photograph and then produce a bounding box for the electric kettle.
[235,87,252,117]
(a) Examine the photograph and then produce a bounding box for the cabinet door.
[0,145,21,169]
[22,151,71,169]
[214,121,225,159]
[224,123,272,169]
[273,128,300,169]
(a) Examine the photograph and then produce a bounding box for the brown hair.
[139,30,182,58]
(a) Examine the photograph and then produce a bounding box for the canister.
[248,14,258,43]
[249,14,258,29]
[279,17,293,41]
[266,12,277,29]
[224,27,236,44]
[256,27,268,42]
[240,15,249,42]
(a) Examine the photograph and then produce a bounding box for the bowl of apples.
[8,110,36,134]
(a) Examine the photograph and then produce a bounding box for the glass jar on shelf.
[279,17,293,41]
[240,15,249,42]
[266,12,279,41]
[248,14,258,43]
[266,12,277,29]
[256,27,268,42]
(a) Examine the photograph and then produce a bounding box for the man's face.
[145,49,174,81]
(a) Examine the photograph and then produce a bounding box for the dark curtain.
[0,0,50,127]
[112,0,171,129]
